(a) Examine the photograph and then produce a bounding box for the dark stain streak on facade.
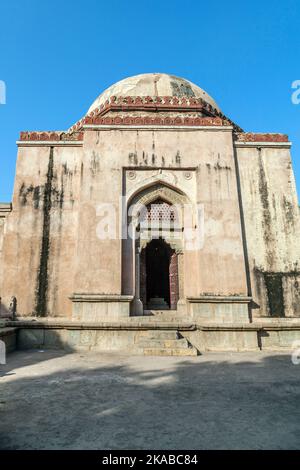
[283,195,294,226]
[19,184,41,209]
[258,150,271,234]
[129,152,138,165]
[90,151,100,175]
[257,149,276,268]
[35,146,54,317]
[254,267,300,317]
[214,162,231,171]
[264,272,285,317]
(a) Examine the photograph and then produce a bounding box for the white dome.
[88,73,220,113]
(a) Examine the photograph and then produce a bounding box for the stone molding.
[0,203,12,215]
[187,295,252,303]
[70,294,133,303]
[83,124,233,132]
[3,319,196,330]
[17,140,84,147]
[4,318,300,331]
[234,141,291,148]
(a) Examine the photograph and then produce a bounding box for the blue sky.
[0,0,299,202]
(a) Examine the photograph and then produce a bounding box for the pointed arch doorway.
[123,182,190,315]
[140,238,179,310]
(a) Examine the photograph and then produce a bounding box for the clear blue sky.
[0,0,299,202]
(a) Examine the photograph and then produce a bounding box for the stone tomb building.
[0,73,299,354]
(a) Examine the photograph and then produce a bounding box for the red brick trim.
[84,115,227,126]
[92,95,217,115]
[235,132,289,142]
[19,95,243,140]
[19,117,232,141]
[69,95,242,133]
[20,131,84,142]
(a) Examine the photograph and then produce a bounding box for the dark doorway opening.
[140,238,179,310]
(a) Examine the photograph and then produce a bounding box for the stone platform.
[1,315,300,356]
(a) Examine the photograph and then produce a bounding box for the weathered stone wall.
[1,125,298,321]
[1,73,298,323]
[0,211,6,259]
[0,205,11,302]
[0,144,82,317]
[236,143,300,317]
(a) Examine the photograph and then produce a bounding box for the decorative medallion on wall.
[184,171,192,180]
[127,170,136,180]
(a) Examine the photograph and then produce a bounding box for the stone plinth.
[70,294,133,321]
[187,295,252,323]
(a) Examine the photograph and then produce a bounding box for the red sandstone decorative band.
[68,95,241,133]
[83,116,227,126]
[235,133,289,142]
[19,95,246,139]
[19,131,84,142]
[18,117,230,141]
[90,94,217,113]
[18,93,288,142]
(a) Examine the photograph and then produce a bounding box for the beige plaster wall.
[73,128,247,305]
[236,145,300,317]
[0,144,82,317]
[4,127,288,319]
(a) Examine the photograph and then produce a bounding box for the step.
[144,310,177,315]
[137,338,190,349]
[142,347,199,356]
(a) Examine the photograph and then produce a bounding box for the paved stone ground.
[0,349,300,449]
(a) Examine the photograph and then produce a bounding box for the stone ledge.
[198,323,300,331]
[0,327,18,336]
[0,327,17,353]
[70,294,133,303]
[3,320,196,331]
[187,295,252,303]
[82,124,233,132]
[4,319,300,332]
[0,203,12,213]
[17,140,83,147]
[234,141,292,148]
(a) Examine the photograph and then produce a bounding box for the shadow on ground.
[0,349,300,450]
